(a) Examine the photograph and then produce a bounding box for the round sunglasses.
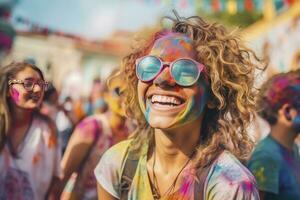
[136,55,205,86]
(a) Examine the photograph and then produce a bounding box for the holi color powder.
[10,88,20,103]
[76,117,102,140]
[145,100,151,123]
[265,75,300,108]
[173,83,209,126]
[150,34,194,62]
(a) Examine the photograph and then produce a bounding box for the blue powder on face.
[145,100,151,123]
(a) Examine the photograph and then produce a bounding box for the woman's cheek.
[10,88,20,104]
[137,81,148,114]
[180,95,204,124]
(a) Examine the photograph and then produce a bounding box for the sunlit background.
[1,0,300,105]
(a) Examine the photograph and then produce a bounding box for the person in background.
[59,69,133,200]
[95,11,263,200]
[291,50,300,71]
[248,70,300,200]
[0,62,62,199]
[84,78,108,116]
[72,96,88,124]
[41,84,74,154]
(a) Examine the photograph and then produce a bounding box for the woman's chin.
[147,117,177,130]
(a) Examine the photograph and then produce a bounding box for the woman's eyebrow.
[23,77,39,81]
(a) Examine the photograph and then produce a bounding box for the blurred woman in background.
[0,62,62,200]
[41,84,74,154]
[60,69,133,200]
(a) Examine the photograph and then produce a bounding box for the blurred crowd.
[0,62,136,199]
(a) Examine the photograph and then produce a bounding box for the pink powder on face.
[10,88,20,103]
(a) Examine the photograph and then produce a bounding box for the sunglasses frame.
[8,79,49,92]
[136,55,205,86]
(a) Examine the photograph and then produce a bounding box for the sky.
[11,0,197,40]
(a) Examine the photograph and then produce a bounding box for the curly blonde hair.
[121,15,264,168]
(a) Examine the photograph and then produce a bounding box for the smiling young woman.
[94,12,264,200]
[0,62,62,200]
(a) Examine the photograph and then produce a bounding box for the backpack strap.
[119,157,139,200]
[194,164,214,200]
[119,140,147,200]
[194,152,222,200]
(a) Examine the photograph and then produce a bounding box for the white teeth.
[151,95,182,105]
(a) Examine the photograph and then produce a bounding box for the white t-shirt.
[95,140,259,200]
[0,115,62,200]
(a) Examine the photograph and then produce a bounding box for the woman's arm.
[46,176,63,200]
[97,183,118,200]
[60,120,96,189]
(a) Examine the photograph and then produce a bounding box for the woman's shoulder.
[102,139,132,158]
[96,139,134,173]
[73,114,107,139]
[32,112,58,148]
[96,139,133,170]
[94,139,133,197]
[210,151,256,184]
[205,151,259,199]
[32,112,56,134]
[77,115,101,127]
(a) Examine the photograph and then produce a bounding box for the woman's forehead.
[15,67,42,80]
[150,33,195,61]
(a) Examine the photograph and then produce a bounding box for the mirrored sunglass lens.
[172,60,199,86]
[137,56,161,81]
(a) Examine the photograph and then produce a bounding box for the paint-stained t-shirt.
[94,139,259,200]
[248,135,300,200]
[0,116,62,200]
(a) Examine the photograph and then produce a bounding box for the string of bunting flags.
[136,0,297,14]
[12,0,298,38]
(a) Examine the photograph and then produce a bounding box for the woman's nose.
[153,66,176,87]
[32,83,43,92]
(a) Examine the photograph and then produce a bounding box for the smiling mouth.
[149,94,185,107]
[29,95,41,101]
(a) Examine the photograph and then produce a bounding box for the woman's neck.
[8,107,33,154]
[11,106,33,124]
[153,118,201,172]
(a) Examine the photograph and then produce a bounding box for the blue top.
[248,135,300,200]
